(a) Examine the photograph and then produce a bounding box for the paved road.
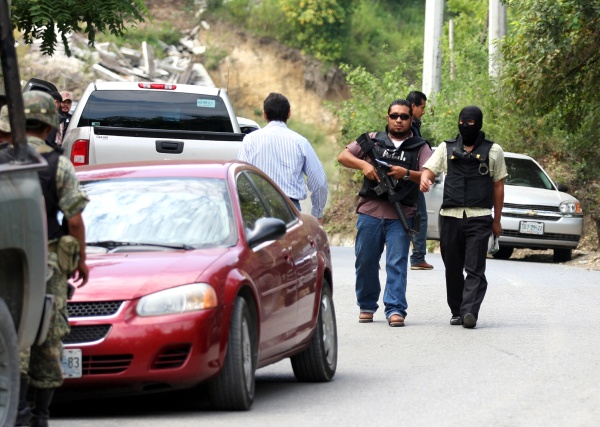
[52,247,600,426]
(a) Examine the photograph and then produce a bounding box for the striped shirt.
[423,141,507,218]
[238,121,328,218]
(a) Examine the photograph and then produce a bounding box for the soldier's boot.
[29,387,54,427]
[15,375,31,426]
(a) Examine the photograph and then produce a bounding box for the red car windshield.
[81,177,237,249]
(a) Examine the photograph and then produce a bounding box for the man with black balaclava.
[419,106,507,329]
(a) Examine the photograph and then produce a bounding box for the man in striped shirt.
[238,92,328,223]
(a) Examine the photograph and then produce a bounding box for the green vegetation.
[93,23,183,58]
[205,0,599,246]
[500,0,600,241]
[288,119,338,181]
[208,0,424,73]
[9,0,149,56]
[11,0,598,245]
[277,0,357,63]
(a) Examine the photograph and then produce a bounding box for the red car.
[59,161,337,410]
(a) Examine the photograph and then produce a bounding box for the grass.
[287,118,339,185]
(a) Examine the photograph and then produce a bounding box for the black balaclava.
[458,105,483,146]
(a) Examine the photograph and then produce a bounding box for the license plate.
[61,349,82,378]
[520,221,544,235]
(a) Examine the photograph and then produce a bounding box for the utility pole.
[488,0,507,78]
[449,19,455,81]
[422,0,444,98]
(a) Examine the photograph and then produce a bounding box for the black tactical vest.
[358,131,428,206]
[38,149,67,240]
[442,138,494,209]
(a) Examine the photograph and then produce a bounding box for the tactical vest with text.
[358,131,427,207]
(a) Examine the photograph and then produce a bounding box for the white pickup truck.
[61,82,249,166]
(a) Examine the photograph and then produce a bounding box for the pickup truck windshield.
[77,90,234,133]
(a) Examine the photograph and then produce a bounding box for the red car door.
[287,219,319,344]
[236,172,299,359]
[245,171,319,350]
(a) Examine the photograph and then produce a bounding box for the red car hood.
[72,248,229,302]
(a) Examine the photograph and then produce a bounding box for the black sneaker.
[450,316,462,325]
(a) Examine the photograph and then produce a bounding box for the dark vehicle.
[0,1,52,425]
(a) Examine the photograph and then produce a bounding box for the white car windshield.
[82,178,236,249]
[504,158,554,190]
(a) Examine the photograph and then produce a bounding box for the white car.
[424,151,583,262]
[237,116,260,134]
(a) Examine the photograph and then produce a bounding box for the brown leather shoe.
[359,312,373,323]
[411,261,434,270]
[387,314,405,327]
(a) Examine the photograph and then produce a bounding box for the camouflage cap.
[23,91,59,129]
[0,92,60,132]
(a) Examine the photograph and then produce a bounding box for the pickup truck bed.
[62,82,245,166]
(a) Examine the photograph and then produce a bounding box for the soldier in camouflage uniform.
[0,91,89,427]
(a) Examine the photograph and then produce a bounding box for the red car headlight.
[136,283,217,317]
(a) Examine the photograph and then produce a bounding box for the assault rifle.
[356,133,419,245]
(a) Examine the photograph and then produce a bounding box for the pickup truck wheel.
[208,297,257,411]
[0,299,19,426]
[291,281,338,382]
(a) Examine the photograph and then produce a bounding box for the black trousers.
[440,214,493,318]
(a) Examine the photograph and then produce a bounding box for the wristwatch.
[402,168,411,181]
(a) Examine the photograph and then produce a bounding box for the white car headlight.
[136,283,217,317]
[559,200,582,214]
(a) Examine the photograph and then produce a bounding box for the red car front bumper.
[61,300,226,395]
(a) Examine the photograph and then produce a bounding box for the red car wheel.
[208,296,257,410]
[291,280,338,382]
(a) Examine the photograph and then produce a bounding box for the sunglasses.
[388,113,411,121]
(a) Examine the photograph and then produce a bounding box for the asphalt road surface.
[51,247,600,426]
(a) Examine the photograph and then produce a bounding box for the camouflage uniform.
[19,134,88,388]
[0,91,89,426]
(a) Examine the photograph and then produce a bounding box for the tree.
[278,0,357,62]
[501,0,600,246]
[10,0,149,56]
[501,0,599,130]
[323,64,412,235]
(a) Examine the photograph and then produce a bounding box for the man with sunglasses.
[420,106,507,329]
[338,99,432,327]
